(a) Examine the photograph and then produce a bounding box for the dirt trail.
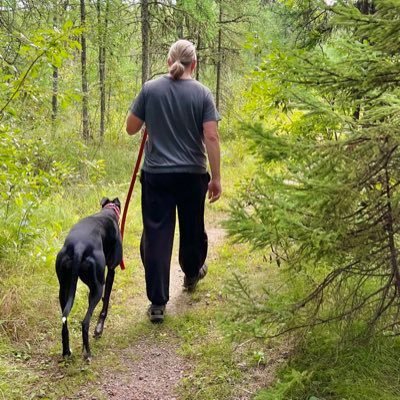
[67,226,226,400]
[168,227,225,315]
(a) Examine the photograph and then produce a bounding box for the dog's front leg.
[94,267,115,338]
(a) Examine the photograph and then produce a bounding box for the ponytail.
[169,60,185,80]
[167,40,196,80]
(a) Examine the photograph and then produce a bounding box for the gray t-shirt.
[130,75,219,174]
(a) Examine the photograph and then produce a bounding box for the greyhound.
[55,197,123,360]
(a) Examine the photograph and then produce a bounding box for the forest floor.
[0,138,293,399]
[65,226,227,400]
[3,140,398,400]
[41,212,289,400]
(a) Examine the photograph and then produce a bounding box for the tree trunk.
[384,160,400,292]
[176,3,183,39]
[141,0,149,84]
[215,1,222,111]
[97,0,109,139]
[195,32,200,81]
[51,3,58,127]
[52,65,58,122]
[80,0,90,140]
[356,0,375,14]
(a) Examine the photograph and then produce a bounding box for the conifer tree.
[228,0,400,337]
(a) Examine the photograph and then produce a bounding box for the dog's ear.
[112,197,121,210]
[100,197,110,208]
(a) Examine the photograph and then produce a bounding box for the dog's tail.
[62,245,84,322]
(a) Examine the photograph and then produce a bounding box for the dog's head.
[100,197,121,211]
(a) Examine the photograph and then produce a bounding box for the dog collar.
[104,203,121,220]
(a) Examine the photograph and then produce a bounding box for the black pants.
[140,171,210,305]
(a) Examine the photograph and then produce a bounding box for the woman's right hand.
[208,178,222,203]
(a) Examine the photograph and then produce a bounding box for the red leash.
[119,129,148,270]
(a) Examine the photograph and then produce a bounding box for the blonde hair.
[168,40,196,80]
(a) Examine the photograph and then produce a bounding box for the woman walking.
[126,39,221,323]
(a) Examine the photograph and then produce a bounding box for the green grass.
[171,310,242,400]
[0,136,261,399]
[0,138,145,399]
[3,135,400,400]
[254,328,400,400]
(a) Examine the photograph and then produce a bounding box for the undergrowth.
[0,135,144,399]
[254,329,400,400]
[0,133,257,399]
[223,243,400,400]
[2,132,399,400]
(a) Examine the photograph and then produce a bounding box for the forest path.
[63,223,227,400]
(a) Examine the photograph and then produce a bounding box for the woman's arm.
[203,120,221,203]
[126,112,144,135]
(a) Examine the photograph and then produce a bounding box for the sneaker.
[183,264,208,292]
[147,304,165,323]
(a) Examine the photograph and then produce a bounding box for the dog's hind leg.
[57,255,73,357]
[94,267,115,338]
[82,281,102,361]
[59,284,72,357]
[61,320,72,357]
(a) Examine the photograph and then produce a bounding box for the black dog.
[56,197,123,360]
